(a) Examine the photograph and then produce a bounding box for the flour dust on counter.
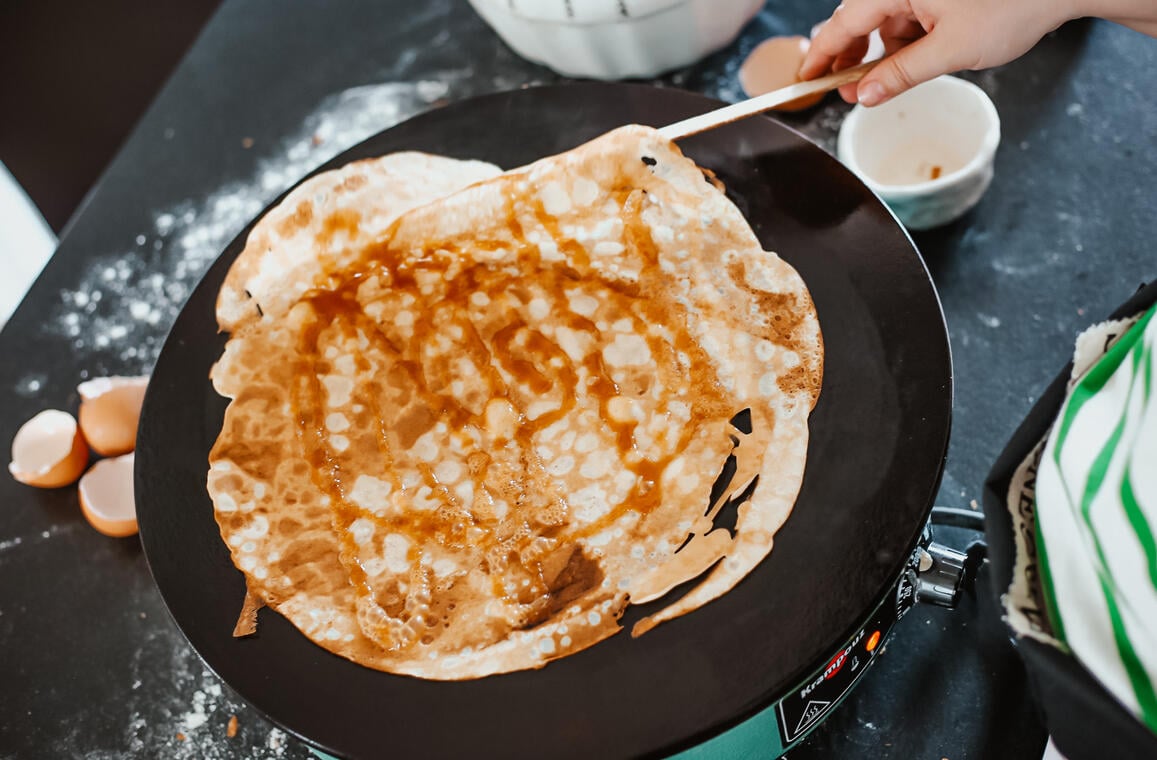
[89,621,311,760]
[0,522,82,557]
[45,75,505,379]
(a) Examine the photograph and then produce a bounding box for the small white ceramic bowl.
[467,0,763,80]
[837,75,1001,230]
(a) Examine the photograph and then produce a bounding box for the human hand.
[798,0,1079,106]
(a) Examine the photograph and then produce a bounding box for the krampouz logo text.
[800,630,865,699]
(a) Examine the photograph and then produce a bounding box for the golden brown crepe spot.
[777,363,820,398]
[275,200,315,238]
[724,259,818,380]
[338,172,369,192]
[319,209,362,249]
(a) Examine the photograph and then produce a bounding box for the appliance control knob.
[914,542,967,608]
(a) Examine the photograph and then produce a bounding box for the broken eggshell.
[738,35,824,111]
[77,375,149,457]
[8,409,89,488]
[78,452,138,537]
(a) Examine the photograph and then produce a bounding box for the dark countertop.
[1,1,1153,757]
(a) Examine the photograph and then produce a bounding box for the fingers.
[808,21,866,102]
[855,30,950,105]
[831,35,870,72]
[798,0,962,106]
[826,33,869,103]
[799,0,911,79]
[878,15,925,56]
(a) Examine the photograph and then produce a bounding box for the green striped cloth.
[1035,302,1157,734]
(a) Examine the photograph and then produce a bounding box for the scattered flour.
[14,373,46,397]
[107,623,308,760]
[0,523,80,561]
[51,77,472,374]
[268,728,288,753]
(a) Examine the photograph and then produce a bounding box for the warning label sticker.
[794,700,831,735]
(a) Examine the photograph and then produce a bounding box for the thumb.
[857,32,952,106]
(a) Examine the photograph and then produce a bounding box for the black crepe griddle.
[136,84,952,759]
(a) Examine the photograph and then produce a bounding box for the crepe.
[207,125,823,679]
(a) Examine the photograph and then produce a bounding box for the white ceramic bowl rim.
[472,0,696,25]
[840,76,1001,199]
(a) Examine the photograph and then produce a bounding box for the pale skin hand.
[799,0,1157,106]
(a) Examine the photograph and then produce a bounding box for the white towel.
[1034,303,1157,733]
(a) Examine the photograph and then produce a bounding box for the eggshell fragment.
[739,36,825,111]
[78,452,137,537]
[8,409,89,488]
[77,376,149,457]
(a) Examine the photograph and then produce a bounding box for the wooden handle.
[658,60,878,141]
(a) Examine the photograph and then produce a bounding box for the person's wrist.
[1056,0,1098,24]
[1064,0,1149,24]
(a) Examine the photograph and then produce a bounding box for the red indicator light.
[866,630,881,652]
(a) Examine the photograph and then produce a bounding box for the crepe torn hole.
[706,447,740,516]
[671,418,758,554]
[711,474,760,538]
[729,408,753,435]
[232,587,265,637]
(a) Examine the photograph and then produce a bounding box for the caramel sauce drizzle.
[287,176,744,652]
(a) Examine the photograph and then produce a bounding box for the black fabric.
[983,279,1157,760]
[1019,638,1157,760]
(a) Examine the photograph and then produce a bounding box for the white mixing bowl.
[468,0,764,79]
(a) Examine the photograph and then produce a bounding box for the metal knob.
[914,542,968,608]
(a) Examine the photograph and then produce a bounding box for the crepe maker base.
[136,83,952,759]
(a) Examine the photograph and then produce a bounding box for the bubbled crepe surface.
[207,126,822,679]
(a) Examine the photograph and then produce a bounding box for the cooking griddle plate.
[136,84,952,759]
